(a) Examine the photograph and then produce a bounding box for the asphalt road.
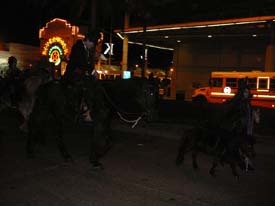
[1,100,275,206]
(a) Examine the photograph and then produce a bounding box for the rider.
[63,32,100,82]
[63,31,105,170]
[62,31,100,115]
[225,78,252,134]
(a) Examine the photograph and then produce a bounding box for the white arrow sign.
[104,43,114,55]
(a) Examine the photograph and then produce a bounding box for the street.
[0,101,275,206]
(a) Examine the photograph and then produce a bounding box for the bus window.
[270,78,275,90]
[226,78,237,88]
[211,78,223,87]
[258,78,268,89]
[248,78,257,89]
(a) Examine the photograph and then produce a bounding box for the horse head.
[95,78,159,123]
[142,79,159,122]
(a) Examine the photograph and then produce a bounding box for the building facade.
[115,15,275,100]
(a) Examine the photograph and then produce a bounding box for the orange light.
[42,36,69,56]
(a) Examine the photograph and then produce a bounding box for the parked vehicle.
[192,70,275,109]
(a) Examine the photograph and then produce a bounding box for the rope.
[101,83,145,116]
[80,80,149,128]
[117,111,142,128]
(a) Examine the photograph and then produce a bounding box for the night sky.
[1,0,275,68]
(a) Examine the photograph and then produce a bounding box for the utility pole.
[109,17,113,70]
[141,14,148,79]
[122,10,129,72]
[265,20,275,72]
[90,0,96,31]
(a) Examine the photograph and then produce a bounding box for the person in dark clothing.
[5,56,23,106]
[63,32,100,82]
[62,31,100,112]
[63,31,104,170]
[224,78,252,138]
[6,56,21,80]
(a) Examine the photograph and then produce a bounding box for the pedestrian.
[6,56,21,80]
[5,56,23,106]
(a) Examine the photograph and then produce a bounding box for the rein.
[116,112,142,128]
[101,85,144,127]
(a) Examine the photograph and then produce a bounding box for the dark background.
[1,0,275,68]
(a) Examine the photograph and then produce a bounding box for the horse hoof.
[64,155,73,163]
[27,152,35,159]
[246,165,255,172]
[193,164,199,170]
[209,169,216,177]
[91,161,104,170]
[175,157,183,166]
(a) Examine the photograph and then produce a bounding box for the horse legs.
[192,150,199,169]
[176,135,190,166]
[176,141,186,166]
[209,156,219,177]
[228,159,239,179]
[26,125,37,158]
[54,116,72,162]
[88,116,103,169]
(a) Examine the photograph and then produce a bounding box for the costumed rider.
[225,78,252,134]
[63,31,107,170]
[64,32,100,83]
[62,31,101,120]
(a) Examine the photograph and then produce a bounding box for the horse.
[0,67,51,127]
[24,75,159,168]
[175,107,260,179]
[18,72,51,131]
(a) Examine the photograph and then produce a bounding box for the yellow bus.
[192,71,275,109]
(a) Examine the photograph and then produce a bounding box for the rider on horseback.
[63,31,105,169]
[228,78,252,135]
[62,31,101,116]
[224,78,256,170]
[63,32,101,82]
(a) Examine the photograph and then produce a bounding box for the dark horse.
[175,103,260,179]
[24,76,159,168]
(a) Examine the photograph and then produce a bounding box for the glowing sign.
[42,36,68,56]
[223,86,231,94]
[104,43,114,55]
[123,71,131,79]
[42,37,68,66]
[49,46,62,66]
